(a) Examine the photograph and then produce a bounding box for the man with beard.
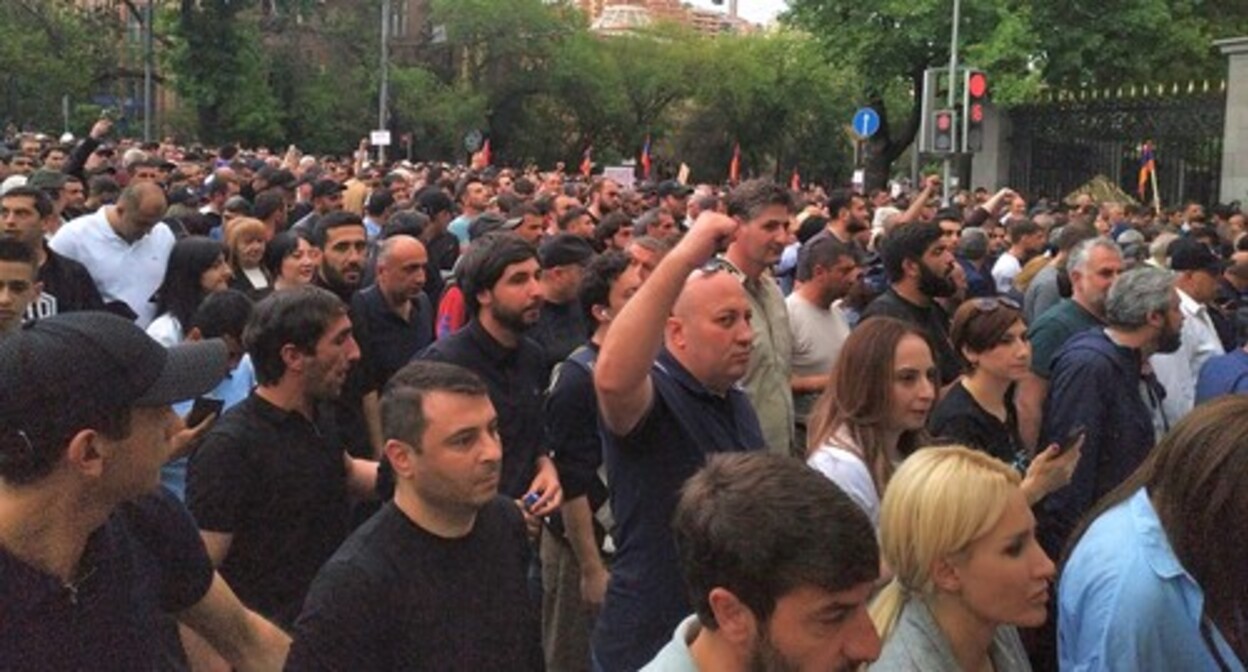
[417,233,563,516]
[815,189,870,248]
[1037,266,1183,561]
[187,287,380,635]
[642,453,881,671]
[1,186,102,322]
[720,179,797,455]
[313,211,382,458]
[586,177,622,226]
[862,222,964,386]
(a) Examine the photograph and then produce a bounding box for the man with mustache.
[720,179,797,456]
[418,232,563,523]
[592,212,764,672]
[313,211,383,458]
[862,222,965,386]
[286,361,542,670]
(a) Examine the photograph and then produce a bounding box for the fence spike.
[1203,80,1210,93]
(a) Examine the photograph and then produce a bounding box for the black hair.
[152,237,227,328]
[458,233,539,316]
[381,361,489,451]
[253,190,285,221]
[1,186,54,219]
[796,235,855,282]
[383,210,430,240]
[0,239,36,269]
[826,189,857,220]
[187,289,253,340]
[244,285,347,386]
[578,250,632,329]
[880,222,944,283]
[313,210,365,249]
[593,211,632,252]
[262,229,315,278]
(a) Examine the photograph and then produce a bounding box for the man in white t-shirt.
[49,182,173,327]
[786,235,862,448]
[991,218,1045,295]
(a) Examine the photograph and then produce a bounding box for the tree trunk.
[858,69,926,192]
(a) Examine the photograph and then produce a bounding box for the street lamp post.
[942,0,960,206]
[378,0,391,165]
[143,0,155,142]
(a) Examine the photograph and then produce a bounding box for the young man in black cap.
[532,233,595,374]
[0,312,290,670]
[657,180,693,223]
[291,179,345,235]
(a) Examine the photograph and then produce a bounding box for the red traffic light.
[970,103,984,123]
[969,72,987,98]
[936,113,952,131]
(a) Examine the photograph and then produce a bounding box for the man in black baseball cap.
[533,233,595,373]
[1152,237,1227,422]
[657,179,694,222]
[0,312,291,669]
[291,178,346,235]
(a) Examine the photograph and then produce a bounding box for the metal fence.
[1008,82,1226,207]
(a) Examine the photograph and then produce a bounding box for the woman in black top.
[930,297,1079,504]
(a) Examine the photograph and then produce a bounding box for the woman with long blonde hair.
[870,446,1054,671]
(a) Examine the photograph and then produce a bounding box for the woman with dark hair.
[263,230,317,292]
[146,236,232,346]
[806,317,937,530]
[929,297,1079,504]
[1060,396,1248,670]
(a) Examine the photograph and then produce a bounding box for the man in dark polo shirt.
[542,250,643,671]
[351,234,433,388]
[592,211,765,672]
[418,232,562,516]
[531,233,594,375]
[862,221,965,386]
[0,186,103,322]
[187,286,380,630]
[0,312,290,670]
[287,361,542,671]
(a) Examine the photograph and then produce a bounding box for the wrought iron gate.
[1008,83,1226,207]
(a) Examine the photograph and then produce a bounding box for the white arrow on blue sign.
[852,107,881,139]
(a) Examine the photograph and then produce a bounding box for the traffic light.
[963,69,988,153]
[933,109,956,154]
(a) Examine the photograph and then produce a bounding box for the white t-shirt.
[807,431,880,530]
[991,252,1022,295]
[49,207,175,328]
[786,293,851,377]
[146,314,183,348]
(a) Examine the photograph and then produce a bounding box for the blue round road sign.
[852,108,881,139]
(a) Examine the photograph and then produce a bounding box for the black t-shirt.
[418,320,547,499]
[351,284,433,389]
[186,393,350,626]
[862,287,965,385]
[24,246,105,322]
[530,298,588,377]
[0,488,214,670]
[928,380,1024,467]
[314,274,379,459]
[286,497,541,672]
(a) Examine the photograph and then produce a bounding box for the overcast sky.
[686,0,789,25]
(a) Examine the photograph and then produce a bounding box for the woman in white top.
[870,446,1054,671]
[806,317,937,529]
[146,237,233,347]
[225,216,272,301]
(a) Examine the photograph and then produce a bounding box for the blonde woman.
[870,446,1054,671]
[225,217,272,301]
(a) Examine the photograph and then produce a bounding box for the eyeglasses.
[970,296,1021,312]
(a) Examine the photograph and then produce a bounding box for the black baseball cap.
[0,312,228,422]
[539,234,595,269]
[657,180,693,199]
[311,179,345,199]
[1168,238,1224,274]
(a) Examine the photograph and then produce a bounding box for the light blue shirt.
[640,616,700,672]
[1059,488,1244,671]
[160,355,256,500]
[448,214,475,246]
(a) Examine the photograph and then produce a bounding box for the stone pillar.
[1217,37,1248,204]
[970,102,1011,190]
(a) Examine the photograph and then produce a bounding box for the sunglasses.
[970,296,1021,312]
[699,257,745,282]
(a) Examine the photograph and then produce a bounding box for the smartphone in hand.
[185,397,224,429]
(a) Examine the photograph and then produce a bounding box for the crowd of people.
[2,119,1247,672]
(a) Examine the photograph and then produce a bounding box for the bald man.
[593,212,765,672]
[351,235,433,387]
[49,181,174,326]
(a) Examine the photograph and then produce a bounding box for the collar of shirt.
[1176,287,1207,319]
[467,319,517,365]
[1131,487,1186,581]
[655,347,730,400]
[250,390,322,431]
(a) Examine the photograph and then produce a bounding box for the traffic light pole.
[942,0,961,206]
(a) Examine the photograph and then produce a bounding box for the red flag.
[640,135,652,179]
[729,142,740,184]
[789,166,800,191]
[580,145,593,177]
[481,138,492,167]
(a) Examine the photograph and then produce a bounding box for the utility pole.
[143,0,155,142]
[377,0,391,165]
[942,0,961,206]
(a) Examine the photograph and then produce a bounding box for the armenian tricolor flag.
[640,135,652,179]
[1138,143,1155,200]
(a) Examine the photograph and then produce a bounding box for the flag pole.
[1150,164,1161,215]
